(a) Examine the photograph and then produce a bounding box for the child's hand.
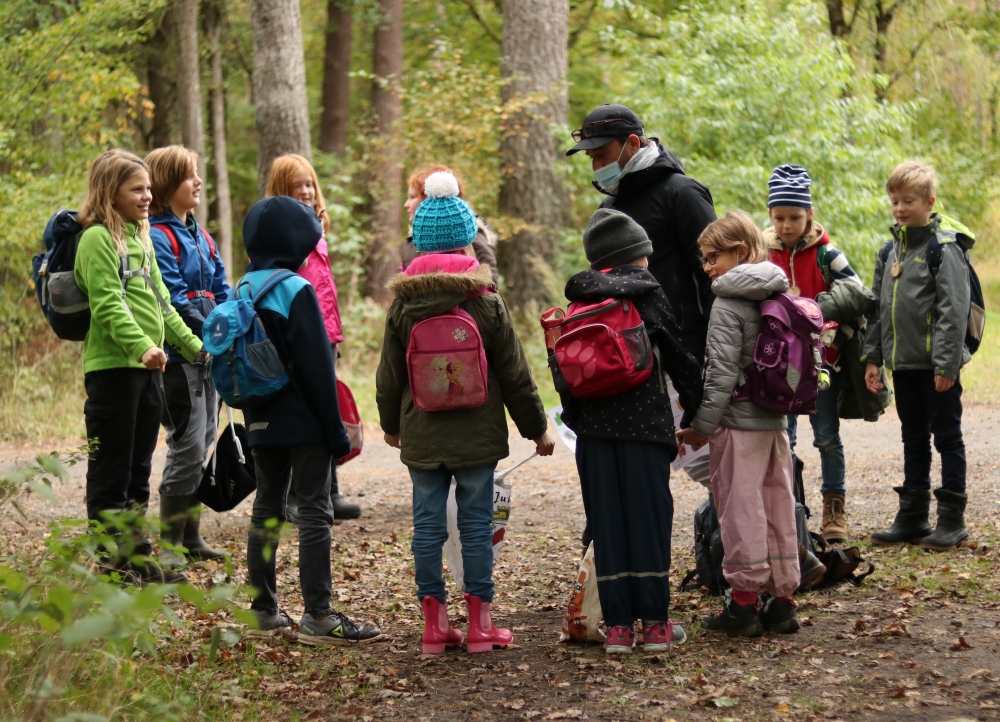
[384,433,401,448]
[864,362,883,393]
[934,375,955,392]
[676,427,710,451]
[533,432,556,457]
[141,347,167,372]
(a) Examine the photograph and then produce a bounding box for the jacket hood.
[763,221,829,253]
[593,139,685,196]
[243,196,323,271]
[564,265,662,302]
[891,213,977,252]
[711,261,789,300]
[387,254,494,320]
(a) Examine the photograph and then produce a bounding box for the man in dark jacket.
[568,104,717,495]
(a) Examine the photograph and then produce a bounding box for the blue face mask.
[594,144,627,190]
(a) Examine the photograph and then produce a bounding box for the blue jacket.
[241,196,351,457]
[149,209,231,362]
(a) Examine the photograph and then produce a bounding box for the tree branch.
[459,0,501,44]
[885,18,949,92]
[569,0,598,49]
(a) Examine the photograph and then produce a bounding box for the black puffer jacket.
[555,266,703,454]
[598,141,717,362]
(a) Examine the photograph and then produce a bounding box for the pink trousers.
[709,426,800,598]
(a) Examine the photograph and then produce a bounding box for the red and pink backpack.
[543,296,654,398]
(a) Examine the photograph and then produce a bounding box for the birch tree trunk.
[174,0,208,224]
[320,0,353,155]
[497,0,570,308]
[205,0,233,281]
[249,0,312,195]
[366,0,403,303]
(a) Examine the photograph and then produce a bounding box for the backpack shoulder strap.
[199,227,218,260]
[248,269,297,304]
[816,243,832,289]
[150,223,181,264]
[877,239,893,266]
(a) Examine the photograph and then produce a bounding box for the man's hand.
[533,432,556,457]
[934,375,955,392]
[865,362,883,393]
[141,347,168,372]
[676,427,710,451]
[384,433,401,449]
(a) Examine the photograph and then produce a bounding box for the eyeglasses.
[571,118,630,142]
[700,250,724,267]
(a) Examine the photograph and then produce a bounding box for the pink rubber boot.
[464,593,513,653]
[420,596,463,654]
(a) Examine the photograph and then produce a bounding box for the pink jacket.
[298,239,344,344]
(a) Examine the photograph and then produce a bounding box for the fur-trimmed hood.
[763,221,829,253]
[387,253,495,321]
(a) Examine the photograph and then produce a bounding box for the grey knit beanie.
[582,208,653,269]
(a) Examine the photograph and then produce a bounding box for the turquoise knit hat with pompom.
[412,171,478,252]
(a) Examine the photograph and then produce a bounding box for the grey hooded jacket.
[862,214,972,379]
[690,262,790,437]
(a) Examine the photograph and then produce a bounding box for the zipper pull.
[623,300,629,311]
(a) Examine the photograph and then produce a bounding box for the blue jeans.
[410,462,497,603]
[787,371,846,496]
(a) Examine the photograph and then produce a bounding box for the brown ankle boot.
[821,493,847,543]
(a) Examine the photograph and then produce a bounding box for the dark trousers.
[893,369,966,493]
[287,343,340,508]
[576,435,674,628]
[84,368,163,558]
[248,444,334,615]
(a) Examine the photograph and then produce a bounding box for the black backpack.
[680,494,728,594]
[195,421,257,512]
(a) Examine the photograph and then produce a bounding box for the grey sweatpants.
[160,362,218,497]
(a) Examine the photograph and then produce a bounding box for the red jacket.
[765,222,830,300]
[297,239,344,344]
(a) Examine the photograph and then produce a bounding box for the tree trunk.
[873,0,898,80]
[826,0,849,38]
[320,0,353,155]
[249,0,312,195]
[147,10,174,149]
[497,0,570,308]
[175,0,208,224]
[205,0,233,281]
[366,0,403,303]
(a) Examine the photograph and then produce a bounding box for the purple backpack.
[732,293,825,414]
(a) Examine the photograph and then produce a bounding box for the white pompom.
[423,171,460,199]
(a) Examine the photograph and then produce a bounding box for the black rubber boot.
[759,594,800,634]
[330,470,361,520]
[919,489,969,551]
[158,494,190,569]
[183,499,228,561]
[871,487,932,545]
[701,591,763,638]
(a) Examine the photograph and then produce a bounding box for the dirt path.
[3,406,1000,721]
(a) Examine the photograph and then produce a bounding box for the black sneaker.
[246,609,295,638]
[759,594,800,634]
[133,560,189,584]
[298,609,382,647]
[701,591,763,638]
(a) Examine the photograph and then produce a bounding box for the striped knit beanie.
[768,164,812,209]
[412,172,478,252]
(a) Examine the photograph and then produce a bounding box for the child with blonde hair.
[74,149,205,584]
[677,212,800,637]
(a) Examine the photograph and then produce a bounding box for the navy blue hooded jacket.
[241,196,351,457]
[149,209,230,363]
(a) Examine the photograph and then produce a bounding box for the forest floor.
[3,405,1000,721]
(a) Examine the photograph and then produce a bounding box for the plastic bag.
[670,389,710,472]
[559,542,605,643]
[444,453,535,591]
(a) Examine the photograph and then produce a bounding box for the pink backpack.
[549,297,654,398]
[407,292,490,412]
[732,293,825,413]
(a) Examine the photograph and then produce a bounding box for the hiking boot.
[759,594,800,634]
[702,591,763,638]
[821,493,847,543]
[331,475,362,520]
[920,489,969,551]
[604,625,635,654]
[298,609,382,647]
[97,560,145,587]
[871,487,932,545]
[246,609,294,638]
[420,596,463,654]
[158,494,189,570]
[798,542,827,591]
[464,593,513,653]
[133,560,189,584]
[640,621,686,653]
[183,500,228,561]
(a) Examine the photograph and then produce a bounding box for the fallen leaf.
[949,636,973,651]
[504,699,525,711]
[775,703,790,712]
[878,652,894,659]
[966,668,992,679]
[709,697,738,708]
[543,710,583,720]
[855,619,867,631]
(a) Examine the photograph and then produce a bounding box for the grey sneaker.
[246,609,294,638]
[298,609,382,647]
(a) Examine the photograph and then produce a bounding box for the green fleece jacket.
[376,262,548,470]
[74,223,202,373]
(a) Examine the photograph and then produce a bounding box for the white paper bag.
[559,542,604,643]
[547,405,577,453]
